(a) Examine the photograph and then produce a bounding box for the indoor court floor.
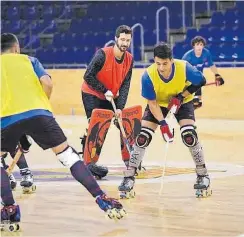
[3,115,244,237]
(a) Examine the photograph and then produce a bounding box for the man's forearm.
[42,84,52,99]
[210,65,218,75]
[148,101,164,122]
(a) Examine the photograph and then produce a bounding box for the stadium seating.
[173,1,244,62]
[2,1,243,64]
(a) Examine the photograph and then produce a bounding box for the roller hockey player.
[1,135,36,193]
[182,36,225,109]
[81,25,134,178]
[1,33,126,231]
[119,43,212,199]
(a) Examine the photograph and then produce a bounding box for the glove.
[96,194,126,220]
[104,90,114,102]
[168,93,184,114]
[19,135,32,153]
[159,120,174,143]
[193,96,202,110]
[215,74,224,86]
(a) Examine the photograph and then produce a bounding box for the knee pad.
[181,125,198,147]
[57,146,81,168]
[135,127,154,148]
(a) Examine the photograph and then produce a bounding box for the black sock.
[10,151,29,170]
[70,160,104,198]
[1,167,15,206]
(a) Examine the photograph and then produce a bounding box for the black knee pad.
[135,127,154,148]
[181,125,198,147]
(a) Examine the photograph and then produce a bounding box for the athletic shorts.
[143,101,195,124]
[1,116,67,152]
[82,92,119,119]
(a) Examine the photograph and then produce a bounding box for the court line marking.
[29,162,244,187]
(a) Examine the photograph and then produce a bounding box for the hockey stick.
[6,147,22,176]
[159,105,177,196]
[205,81,216,86]
[110,99,133,155]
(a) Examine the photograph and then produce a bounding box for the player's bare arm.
[148,99,164,122]
[40,75,53,99]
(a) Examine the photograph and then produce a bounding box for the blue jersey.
[1,56,52,129]
[182,48,214,72]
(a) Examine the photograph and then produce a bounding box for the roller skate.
[118,176,135,199]
[0,205,21,232]
[87,163,108,180]
[135,162,146,178]
[96,194,126,220]
[8,174,17,191]
[20,172,36,194]
[194,174,212,198]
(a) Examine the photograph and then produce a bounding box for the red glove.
[168,93,184,114]
[160,120,174,143]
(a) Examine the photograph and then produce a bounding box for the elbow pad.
[187,76,206,94]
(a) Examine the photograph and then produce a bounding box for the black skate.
[194,175,212,198]
[118,176,135,199]
[0,205,21,232]
[8,174,17,191]
[87,163,108,180]
[96,194,126,220]
[20,173,36,194]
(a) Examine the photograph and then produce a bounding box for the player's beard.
[115,40,128,52]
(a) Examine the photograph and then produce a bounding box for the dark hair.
[115,25,132,38]
[191,36,206,47]
[1,33,18,52]
[153,42,172,59]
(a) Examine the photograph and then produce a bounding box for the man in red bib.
[81,25,133,178]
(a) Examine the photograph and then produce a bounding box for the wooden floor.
[3,115,244,237]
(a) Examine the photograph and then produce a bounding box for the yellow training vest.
[1,54,52,117]
[146,59,194,107]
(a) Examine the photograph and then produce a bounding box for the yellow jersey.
[1,54,53,128]
[141,59,204,107]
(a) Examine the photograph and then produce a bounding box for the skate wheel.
[118,208,127,218]
[8,223,18,232]
[31,185,37,192]
[119,190,135,199]
[22,185,36,194]
[195,188,212,198]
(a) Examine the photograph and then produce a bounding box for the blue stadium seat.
[7,7,20,20]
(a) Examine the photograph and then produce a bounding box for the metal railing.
[24,4,70,50]
[130,23,144,61]
[104,40,115,47]
[182,0,186,31]
[133,61,244,68]
[156,6,170,44]
[192,1,196,27]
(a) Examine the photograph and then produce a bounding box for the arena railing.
[156,6,170,44]
[43,61,244,69]
[130,23,145,61]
